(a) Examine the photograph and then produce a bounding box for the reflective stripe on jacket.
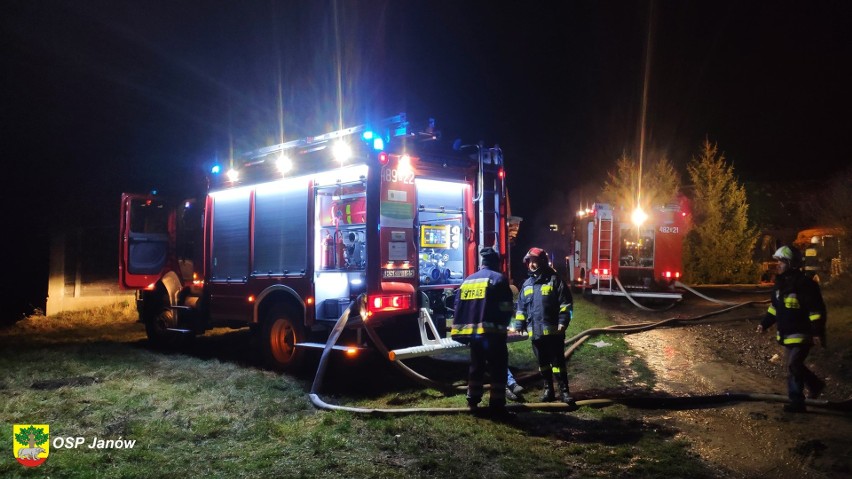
[451,267,514,342]
[760,270,827,346]
[513,267,572,339]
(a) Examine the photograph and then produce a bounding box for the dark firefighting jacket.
[450,266,514,343]
[760,269,827,346]
[514,266,573,339]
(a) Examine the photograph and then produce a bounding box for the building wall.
[46,230,135,316]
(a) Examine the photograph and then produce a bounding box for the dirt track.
[593,286,852,478]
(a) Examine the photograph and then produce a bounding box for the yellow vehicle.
[794,227,845,284]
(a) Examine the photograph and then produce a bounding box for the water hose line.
[673,280,741,306]
[308,289,850,414]
[613,276,680,312]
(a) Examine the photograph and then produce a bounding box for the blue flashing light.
[362,130,375,141]
[372,137,385,151]
[211,164,221,174]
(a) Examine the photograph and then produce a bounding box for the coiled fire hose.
[309,289,852,414]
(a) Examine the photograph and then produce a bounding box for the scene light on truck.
[332,141,352,164]
[576,207,594,218]
[275,155,293,175]
[226,168,239,182]
[631,206,648,227]
[398,155,413,176]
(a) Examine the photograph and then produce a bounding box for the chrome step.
[296,342,368,353]
[388,330,528,361]
[389,338,466,361]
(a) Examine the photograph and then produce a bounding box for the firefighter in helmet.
[451,247,515,418]
[514,247,578,409]
[756,245,827,413]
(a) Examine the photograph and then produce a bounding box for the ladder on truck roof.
[596,208,614,293]
[240,113,410,162]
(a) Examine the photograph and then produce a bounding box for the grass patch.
[504,298,656,391]
[0,301,718,478]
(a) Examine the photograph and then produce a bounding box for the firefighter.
[756,245,827,413]
[451,247,515,418]
[514,247,578,410]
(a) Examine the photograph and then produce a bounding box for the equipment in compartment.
[332,196,367,225]
[321,230,346,270]
[420,225,450,248]
[344,230,366,269]
[418,250,463,285]
[321,229,366,270]
[418,222,463,285]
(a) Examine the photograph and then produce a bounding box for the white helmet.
[773,245,802,268]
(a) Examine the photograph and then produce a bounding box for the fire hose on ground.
[308,288,852,415]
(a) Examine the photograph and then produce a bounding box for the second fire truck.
[568,200,690,300]
[119,114,520,371]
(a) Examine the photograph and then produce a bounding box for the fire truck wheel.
[262,306,305,372]
[142,290,189,348]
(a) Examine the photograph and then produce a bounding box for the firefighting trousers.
[467,335,508,408]
[785,343,821,405]
[532,335,568,386]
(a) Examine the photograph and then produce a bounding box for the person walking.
[514,247,577,410]
[757,245,827,413]
[451,247,515,418]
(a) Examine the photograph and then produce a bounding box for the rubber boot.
[557,378,578,411]
[540,379,555,402]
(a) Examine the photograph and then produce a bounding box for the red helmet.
[523,247,549,264]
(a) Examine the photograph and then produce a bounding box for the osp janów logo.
[13,424,49,468]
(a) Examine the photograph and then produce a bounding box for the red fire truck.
[568,200,690,300]
[119,114,519,371]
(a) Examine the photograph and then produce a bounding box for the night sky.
[3,1,851,317]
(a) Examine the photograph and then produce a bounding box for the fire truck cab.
[568,201,689,300]
[119,114,520,371]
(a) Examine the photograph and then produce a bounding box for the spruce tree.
[684,139,758,283]
[601,153,680,210]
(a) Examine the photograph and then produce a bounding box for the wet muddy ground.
[591,286,852,478]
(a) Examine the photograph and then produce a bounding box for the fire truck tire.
[142,289,189,348]
[262,306,306,372]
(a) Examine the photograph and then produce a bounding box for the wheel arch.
[160,271,183,305]
[139,270,182,317]
[254,284,306,326]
